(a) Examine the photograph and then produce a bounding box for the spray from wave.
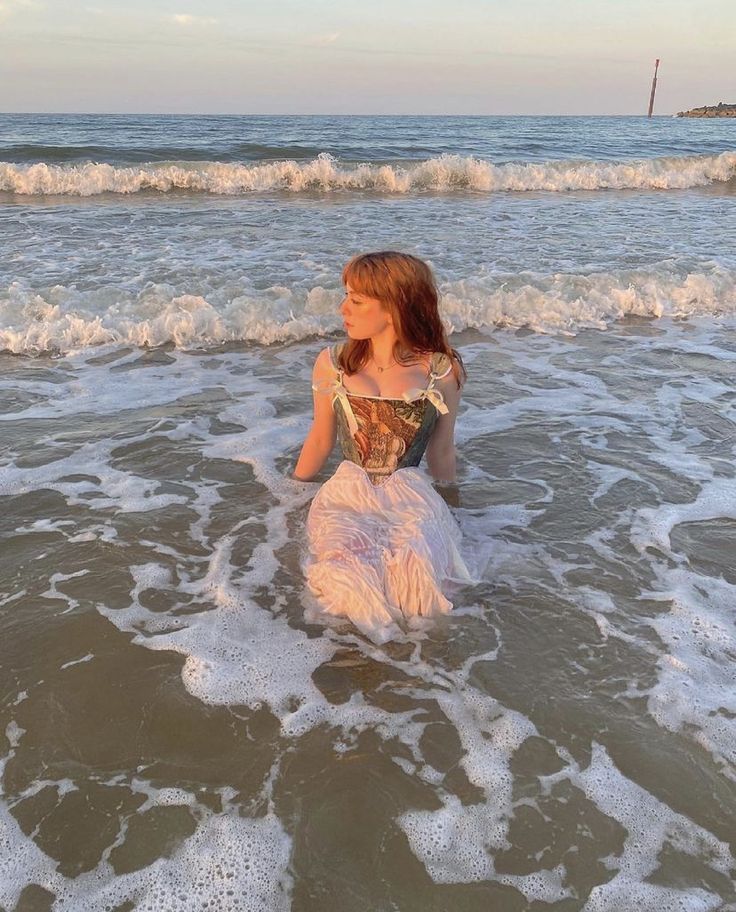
[2,264,735,354]
[1,151,735,196]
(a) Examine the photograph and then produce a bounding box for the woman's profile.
[293,251,471,643]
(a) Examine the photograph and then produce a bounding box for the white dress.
[304,345,472,644]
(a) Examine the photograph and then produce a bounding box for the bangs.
[341,255,391,301]
[337,250,465,385]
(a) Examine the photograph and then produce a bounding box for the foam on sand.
[569,743,732,912]
[397,689,573,902]
[0,776,293,912]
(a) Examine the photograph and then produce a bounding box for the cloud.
[310,32,340,46]
[0,0,43,20]
[170,13,218,27]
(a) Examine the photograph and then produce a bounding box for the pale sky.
[0,0,734,115]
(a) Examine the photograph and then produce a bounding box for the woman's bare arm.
[425,369,462,484]
[292,349,338,481]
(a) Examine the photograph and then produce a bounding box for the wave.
[0,142,329,165]
[2,264,735,354]
[1,151,735,196]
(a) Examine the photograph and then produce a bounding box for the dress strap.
[328,342,345,378]
[427,352,453,389]
[398,352,449,415]
[312,343,359,437]
[395,352,451,415]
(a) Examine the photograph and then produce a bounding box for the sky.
[0,0,734,115]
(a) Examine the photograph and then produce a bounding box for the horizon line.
[0,110,677,118]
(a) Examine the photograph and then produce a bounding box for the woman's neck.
[369,327,400,367]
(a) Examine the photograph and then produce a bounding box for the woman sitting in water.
[293,251,471,643]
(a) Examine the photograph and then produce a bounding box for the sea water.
[1,114,735,911]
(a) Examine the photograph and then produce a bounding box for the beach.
[1,114,735,910]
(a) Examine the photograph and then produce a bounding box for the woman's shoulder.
[428,350,466,393]
[429,351,456,380]
[313,343,343,377]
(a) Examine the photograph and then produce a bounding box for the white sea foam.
[0,721,292,911]
[2,263,735,354]
[557,743,734,912]
[645,574,736,775]
[1,151,735,195]
[397,690,573,901]
[0,440,189,512]
[631,478,736,555]
[0,793,293,912]
[629,469,736,774]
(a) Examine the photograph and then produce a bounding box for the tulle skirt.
[304,460,472,643]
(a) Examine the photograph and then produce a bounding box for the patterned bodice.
[314,344,453,482]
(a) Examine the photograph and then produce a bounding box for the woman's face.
[339,283,392,340]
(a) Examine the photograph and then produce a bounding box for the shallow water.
[2,114,736,910]
[2,319,735,910]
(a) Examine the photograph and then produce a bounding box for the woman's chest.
[342,359,431,397]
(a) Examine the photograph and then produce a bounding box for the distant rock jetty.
[677,102,736,118]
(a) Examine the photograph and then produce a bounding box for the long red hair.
[339,251,466,387]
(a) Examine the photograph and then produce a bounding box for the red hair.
[339,251,466,387]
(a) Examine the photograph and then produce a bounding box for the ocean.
[1,113,735,911]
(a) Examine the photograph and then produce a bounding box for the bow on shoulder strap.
[311,378,360,436]
[401,387,449,414]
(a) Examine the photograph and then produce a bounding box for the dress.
[304,344,472,643]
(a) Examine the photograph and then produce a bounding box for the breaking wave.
[1,151,735,196]
[2,264,735,354]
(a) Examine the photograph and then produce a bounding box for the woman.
[293,251,471,643]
